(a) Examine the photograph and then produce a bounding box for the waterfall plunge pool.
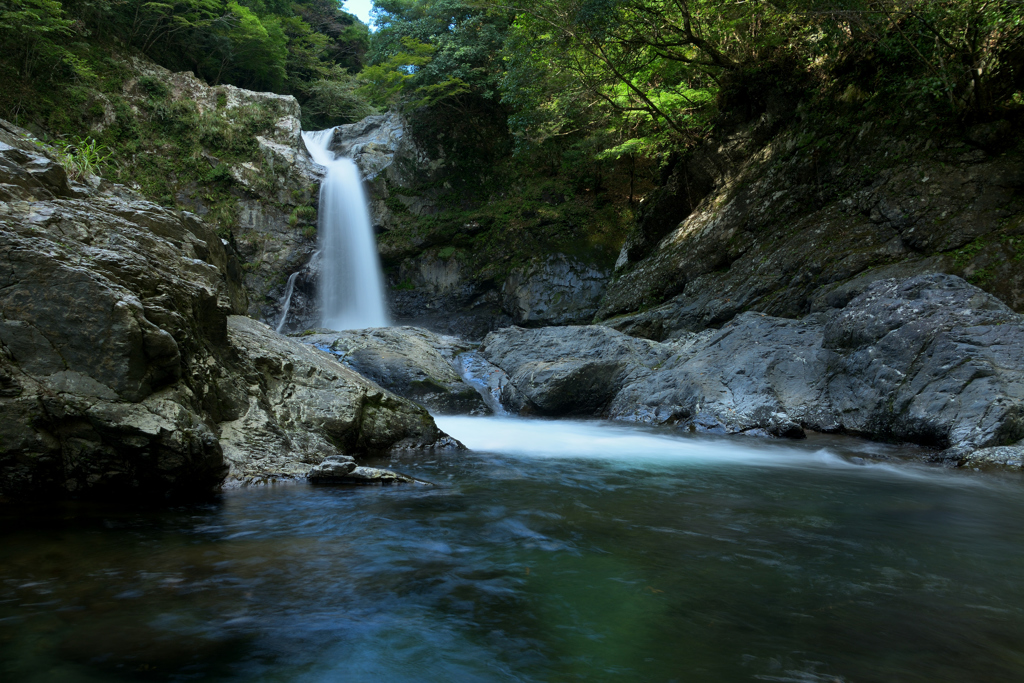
[2,416,1023,682]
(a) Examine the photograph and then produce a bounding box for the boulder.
[218,318,462,482]
[307,454,423,485]
[823,274,1024,450]
[300,326,488,415]
[338,466,420,484]
[307,454,357,480]
[607,314,830,437]
[481,325,672,415]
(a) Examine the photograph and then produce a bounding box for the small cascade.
[302,129,389,331]
[454,352,509,415]
[275,271,301,334]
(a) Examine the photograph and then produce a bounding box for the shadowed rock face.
[0,120,459,502]
[599,122,1024,339]
[482,274,1024,466]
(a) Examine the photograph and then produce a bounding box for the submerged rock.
[306,454,357,480]
[483,274,1024,467]
[307,455,423,485]
[301,326,489,415]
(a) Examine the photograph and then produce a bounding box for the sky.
[343,0,374,25]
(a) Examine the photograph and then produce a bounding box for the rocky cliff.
[0,119,456,502]
[599,109,1024,339]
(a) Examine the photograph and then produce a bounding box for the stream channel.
[2,416,1024,682]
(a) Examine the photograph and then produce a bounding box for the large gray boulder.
[823,274,1024,450]
[300,326,488,415]
[607,314,829,438]
[481,325,672,415]
[219,318,458,482]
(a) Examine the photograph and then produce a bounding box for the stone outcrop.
[218,317,458,483]
[483,274,1024,467]
[299,326,488,415]
[0,120,459,502]
[599,117,1024,339]
[112,56,326,330]
[501,255,610,326]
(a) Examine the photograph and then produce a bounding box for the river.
[2,416,1023,682]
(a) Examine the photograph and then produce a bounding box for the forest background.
[1,0,1022,234]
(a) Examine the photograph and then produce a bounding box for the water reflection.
[2,417,1023,682]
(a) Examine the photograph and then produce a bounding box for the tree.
[0,0,80,80]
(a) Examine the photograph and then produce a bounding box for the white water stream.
[302,129,389,331]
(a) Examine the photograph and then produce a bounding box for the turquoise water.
[2,417,1023,682]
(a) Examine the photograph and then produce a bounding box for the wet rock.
[300,326,488,415]
[219,317,462,481]
[306,458,423,485]
[452,351,521,415]
[959,444,1024,470]
[340,466,420,484]
[307,455,357,480]
[481,325,672,416]
[327,113,405,180]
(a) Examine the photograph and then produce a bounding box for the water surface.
[2,417,1023,682]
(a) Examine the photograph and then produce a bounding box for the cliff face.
[112,58,326,326]
[598,111,1024,340]
[0,119,455,502]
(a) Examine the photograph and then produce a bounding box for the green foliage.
[365,0,509,109]
[50,0,375,120]
[0,0,84,81]
[52,135,112,179]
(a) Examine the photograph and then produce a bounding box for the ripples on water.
[2,417,1023,682]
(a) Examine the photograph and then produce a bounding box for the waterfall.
[301,129,389,331]
[275,271,301,334]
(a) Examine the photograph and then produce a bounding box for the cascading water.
[302,129,389,331]
[274,270,301,334]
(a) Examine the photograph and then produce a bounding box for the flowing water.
[3,417,1024,682]
[301,130,389,331]
[273,271,301,334]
